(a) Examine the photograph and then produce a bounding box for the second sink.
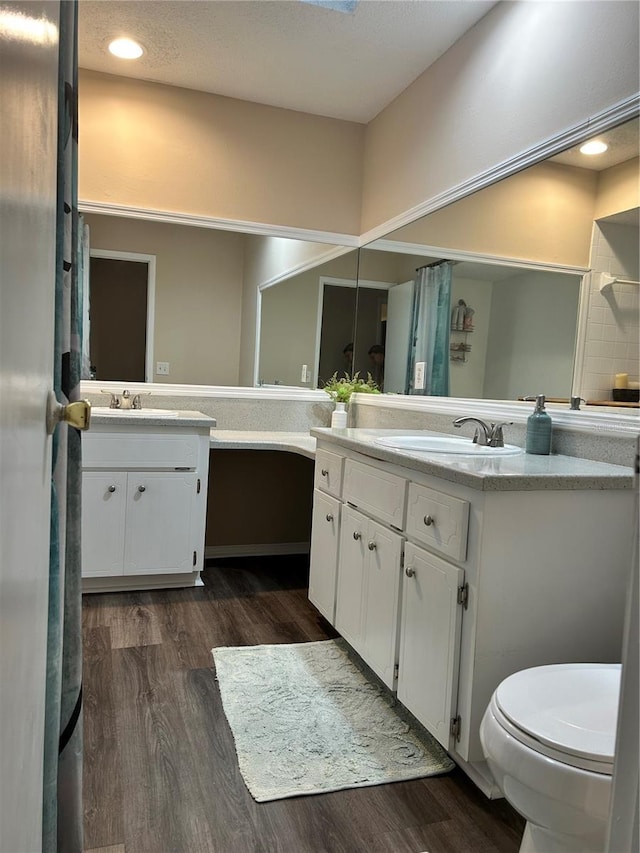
[374,435,523,456]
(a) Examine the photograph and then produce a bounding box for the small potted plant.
[323,372,381,427]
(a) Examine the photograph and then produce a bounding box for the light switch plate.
[414,361,425,390]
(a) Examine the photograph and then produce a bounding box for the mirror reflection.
[82,118,638,404]
[354,250,582,400]
[83,212,355,388]
[352,117,639,404]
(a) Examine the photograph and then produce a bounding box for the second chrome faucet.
[452,416,512,448]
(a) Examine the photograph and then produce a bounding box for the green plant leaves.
[322,371,381,403]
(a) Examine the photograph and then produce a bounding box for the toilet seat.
[492,663,621,775]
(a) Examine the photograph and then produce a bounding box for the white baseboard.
[82,571,201,594]
[205,542,310,559]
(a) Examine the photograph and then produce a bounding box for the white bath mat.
[212,638,454,801]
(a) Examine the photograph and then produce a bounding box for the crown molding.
[359,94,640,246]
[78,200,360,248]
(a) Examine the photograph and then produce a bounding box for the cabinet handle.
[353,531,361,540]
[321,468,329,477]
[367,541,377,551]
[405,566,416,578]
[325,513,334,522]
[137,485,146,493]
[423,514,435,526]
[107,485,116,493]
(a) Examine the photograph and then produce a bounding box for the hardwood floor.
[82,556,524,853]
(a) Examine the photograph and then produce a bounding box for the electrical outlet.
[414,361,425,390]
[301,364,309,382]
[156,361,170,376]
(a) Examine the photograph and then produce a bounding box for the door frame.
[89,248,156,382]
[315,277,393,387]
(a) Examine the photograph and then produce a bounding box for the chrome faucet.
[107,390,142,410]
[453,416,513,447]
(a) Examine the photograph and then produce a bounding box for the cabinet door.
[81,472,126,577]
[398,542,464,749]
[124,472,196,574]
[362,517,403,689]
[308,490,341,624]
[335,504,367,654]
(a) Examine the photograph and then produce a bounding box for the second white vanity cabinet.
[308,429,635,795]
[398,541,465,749]
[308,489,341,622]
[335,504,403,689]
[82,411,214,592]
[308,448,345,621]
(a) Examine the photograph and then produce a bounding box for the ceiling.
[550,118,639,171]
[78,0,497,123]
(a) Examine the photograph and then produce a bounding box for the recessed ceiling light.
[108,37,143,60]
[579,140,608,156]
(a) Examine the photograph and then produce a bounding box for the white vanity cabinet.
[81,416,212,592]
[308,433,635,796]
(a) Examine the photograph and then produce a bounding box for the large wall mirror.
[351,116,639,405]
[82,212,358,389]
[82,116,637,402]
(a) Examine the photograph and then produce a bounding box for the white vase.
[331,402,348,428]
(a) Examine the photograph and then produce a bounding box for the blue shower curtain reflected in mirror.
[407,260,452,395]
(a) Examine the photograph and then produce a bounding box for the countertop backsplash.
[81,384,638,469]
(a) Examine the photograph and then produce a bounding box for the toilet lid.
[494,664,621,765]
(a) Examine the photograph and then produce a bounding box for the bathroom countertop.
[311,428,635,492]
[209,430,316,460]
[90,408,216,429]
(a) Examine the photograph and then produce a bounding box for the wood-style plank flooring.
[82,556,524,853]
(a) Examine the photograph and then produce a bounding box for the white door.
[0,3,60,849]
[398,542,464,749]
[384,280,413,394]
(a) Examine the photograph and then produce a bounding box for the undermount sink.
[374,435,523,456]
[91,407,180,418]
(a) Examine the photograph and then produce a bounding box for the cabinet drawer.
[83,432,200,469]
[406,483,469,562]
[314,449,345,498]
[343,459,407,529]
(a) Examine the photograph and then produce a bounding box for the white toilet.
[480,663,621,853]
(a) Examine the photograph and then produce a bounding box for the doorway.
[88,250,155,382]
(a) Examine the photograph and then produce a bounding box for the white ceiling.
[550,118,639,171]
[78,0,497,123]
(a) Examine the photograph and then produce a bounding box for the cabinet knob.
[107,485,116,493]
[353,531,361,540]
[367,541,377,551]
[423,514,435,526]
[325,513,334,522]
[137,485,146,493]
[405,566,416,578]
[321,468,329,477]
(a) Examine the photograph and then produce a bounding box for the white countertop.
[311,428,634,491]
[209,430,316,459]
[90,408,216,429]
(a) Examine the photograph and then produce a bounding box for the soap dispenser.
[526,394,552,455]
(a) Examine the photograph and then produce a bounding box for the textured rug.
[211,638,454,801]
